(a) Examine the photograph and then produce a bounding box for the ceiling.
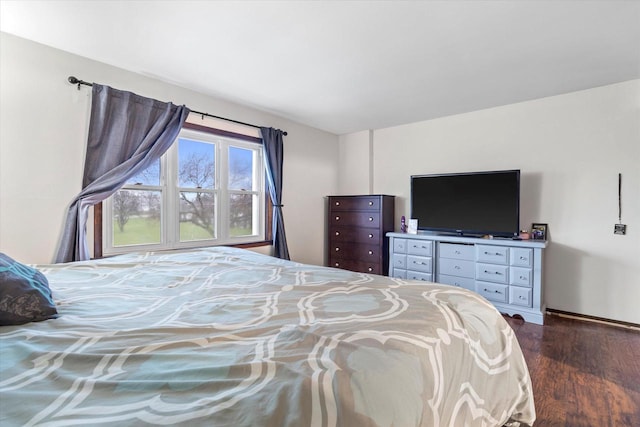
[1,0,639,135]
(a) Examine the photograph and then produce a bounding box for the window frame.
[94,123,273,258]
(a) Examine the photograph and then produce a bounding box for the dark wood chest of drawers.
[326,195,395,275]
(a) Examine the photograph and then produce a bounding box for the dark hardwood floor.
[505,314,640,427]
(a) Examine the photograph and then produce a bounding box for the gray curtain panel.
[261,127,290,260]
[55,84,190,263]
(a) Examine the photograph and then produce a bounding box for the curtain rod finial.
[68,76,82,90]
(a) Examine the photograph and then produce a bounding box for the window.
[102,125,266,255]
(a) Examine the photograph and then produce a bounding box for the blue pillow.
[0,253,58,326]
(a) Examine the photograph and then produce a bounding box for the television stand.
[387,232,547,324]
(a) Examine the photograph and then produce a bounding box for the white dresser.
[387,232,547,324]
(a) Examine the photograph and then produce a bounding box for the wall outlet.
[614,224,627,235]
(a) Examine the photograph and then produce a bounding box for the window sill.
[231,240,273,249]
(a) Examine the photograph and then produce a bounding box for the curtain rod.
[68,76,287,136]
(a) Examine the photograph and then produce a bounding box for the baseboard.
[546,308,640,331]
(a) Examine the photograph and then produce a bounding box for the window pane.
[180,191,216,241]
[229,193,256,237]
[112,190,161,246]
[126,160,160,186]
[178,138,215,189]
[228,146,255,191]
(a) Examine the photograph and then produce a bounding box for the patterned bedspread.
[0,247,534,426]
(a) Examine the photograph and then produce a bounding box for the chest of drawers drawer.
[330,259,382,275]
[510,248,533,267]
[476,282,509,304]
[393,238,408,254]
[406,240,433,257]
[406,271,433,282]
[330,242,381,262]
[329,196,380,211]
[406,255,433,273]
[510,286,532,307]
[510,266,532,287]
[476,263,509,284]
[438,274,475,291]
[476,245,509,265]
[330,226,380,244]
[391,253,407,269]
[330,212,380,228]
[439,243,474,260]
[438,258,474,278]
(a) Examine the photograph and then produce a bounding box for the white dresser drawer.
[510,267,532,287]
[476,245,509,265]
[510,286,532,307]
[476,281,508,304]
[407,240,433,257]
[406,255,433,273]
[476,263,509,284]
[392,253,407,269]
[438,258,474,278]
[391,269,407,279]
[510,248,533,267]
[393,238,408,254]
[439,274,475,291]
[406,271,433,282]
[439,243,474,260]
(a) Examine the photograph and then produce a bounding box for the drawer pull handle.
[368,201,374,206]
[484,270,502,275]
[335,216,340,221]
[335,262,340,267]
[484,251,501,256]
[368,234,373,238]
[368,250,373,255]
[335,201,340,206]
[335,248,340,252]
[368,217,374,222]
[414,261,427,265]
[519,296,525,300]
[520,256,527,260]
[520,276,527,280]
[484,288,502,294]
[455,250,461,254]
[368,267,373,272]
[335,231,340,236]
[455,265,461,270]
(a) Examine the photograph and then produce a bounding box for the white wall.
[0,33,339,266]
[338,130,371,195]
[339,80,640,325]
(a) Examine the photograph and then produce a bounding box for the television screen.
[410,170,520,237]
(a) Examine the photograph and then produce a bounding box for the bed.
[0,246,535,426]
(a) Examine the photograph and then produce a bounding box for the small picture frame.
[531,223,548,240]
[408,218,418,234]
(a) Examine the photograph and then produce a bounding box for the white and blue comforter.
[0,247,535,426]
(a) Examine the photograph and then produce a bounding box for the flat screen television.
[410,169,520,238]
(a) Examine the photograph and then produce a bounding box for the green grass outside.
[180,221,215,241]
[114,216,251,246]
[114,217,161,246]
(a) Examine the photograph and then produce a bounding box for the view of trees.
[113,190,139,232]
[112,141,256,245]
[179,150,216,238]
